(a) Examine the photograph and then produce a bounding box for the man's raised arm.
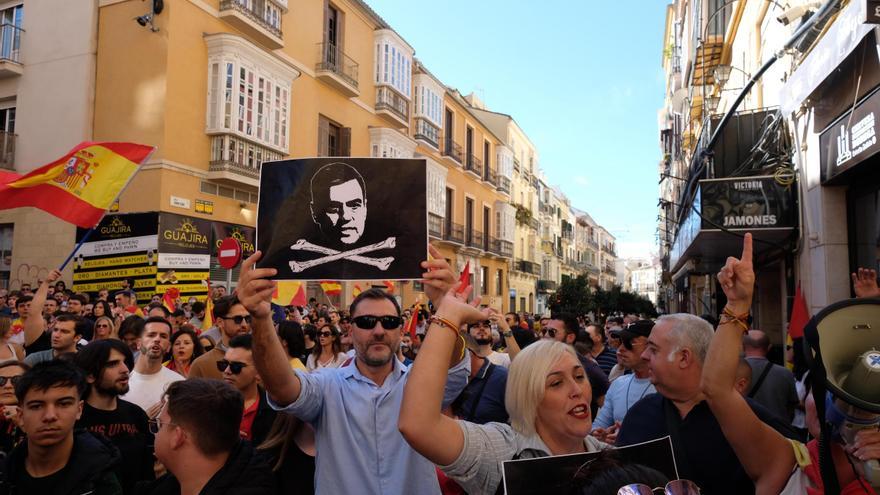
[24,269,61,346]
[237,251,301,406]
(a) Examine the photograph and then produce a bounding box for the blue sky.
[367,0,669,259]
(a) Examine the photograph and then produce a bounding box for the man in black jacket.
[74,340,153,495]
[1,360,122,495]
[219,335,276,445]
[142,379,273,495]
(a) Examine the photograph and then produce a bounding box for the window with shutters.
[318,115,350,157]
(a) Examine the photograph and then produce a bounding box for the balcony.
[208,134,281,188]
[316,42,359,97]
[483,168,498,187]
[414,117,440,149]
[0,131,15,170]
[0,24,22,78]
[540,203,555,215]
[464,154,482,177]
[219,0,283,49]
[428,213,443,239]
[489,237,513,258]
[515,259,541,275]
[602,264,616,275]
[537,280,558,293]
[513,157,521,172]
[465,229,484,251]
[497,175,511,194]
[588,239,599,249]
[442,139,463,164]
[529,217,541,231]
[375,86,409,127]
[562,231,574,241]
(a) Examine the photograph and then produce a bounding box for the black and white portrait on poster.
[256,158,427,281]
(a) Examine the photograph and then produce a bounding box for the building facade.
[657,0,874,345]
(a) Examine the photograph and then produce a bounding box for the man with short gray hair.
[617,313,797,495]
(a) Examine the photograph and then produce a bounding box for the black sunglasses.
[223,315,252,325]
[353,315,402,330]
[319,331,334,338]
[216,360,248,374]
[0,376,22,387]
[545,328,557,338]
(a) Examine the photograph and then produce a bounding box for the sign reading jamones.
[700,176,798,231]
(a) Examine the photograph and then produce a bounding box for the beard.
[95,379,129,397]
[357,337,399,367]
[474,337,493,346]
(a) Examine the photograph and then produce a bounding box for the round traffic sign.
[218,237,242,270]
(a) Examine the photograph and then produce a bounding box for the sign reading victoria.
[700,176,797,231]
[819,85,880,184]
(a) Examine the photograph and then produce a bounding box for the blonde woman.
[399,286,607,495]
[92,316,118,341]
[0,318,24,364]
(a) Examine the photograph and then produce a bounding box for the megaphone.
[804,298,880,494]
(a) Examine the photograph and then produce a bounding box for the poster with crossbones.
[256,158,427,281]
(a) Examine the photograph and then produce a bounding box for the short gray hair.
[657,313,713,364]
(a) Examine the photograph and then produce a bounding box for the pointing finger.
[741,233,753,263]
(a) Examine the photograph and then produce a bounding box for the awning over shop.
[780,0,875,115]
[669,175,798,277]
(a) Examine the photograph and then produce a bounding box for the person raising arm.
[22,269,62,348]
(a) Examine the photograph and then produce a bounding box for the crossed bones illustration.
[289,237,396,272]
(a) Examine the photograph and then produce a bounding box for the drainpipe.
[755,0,772,108]
[720,0,747,66]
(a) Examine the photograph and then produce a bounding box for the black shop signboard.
[699,175,798,231]
[74,212,256,303]
[72,212,160,302]
[819,85,880,184]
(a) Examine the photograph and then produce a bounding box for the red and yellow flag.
[162,287,179,313]
[0,142,153,228]
[405,303,420,339]
[320,280,342,296]
[383,280,395,294]
[273,281,307,307]
[352,284,363,298]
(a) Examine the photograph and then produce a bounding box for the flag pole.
[58,227,95,271]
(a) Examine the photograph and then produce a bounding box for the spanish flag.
[162,287,179,313]
[405,303,420,339]
[383,280,395,294]
[352,284,363,298]
[320,280,342,296]
[273,281,307,307]
[0,142,153,228]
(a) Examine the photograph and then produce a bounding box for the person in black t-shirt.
[0,360,122,494]
[74,340,153,495]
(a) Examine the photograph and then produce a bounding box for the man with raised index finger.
[237,245,470,495]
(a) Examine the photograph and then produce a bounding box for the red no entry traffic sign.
[218,237,242,270]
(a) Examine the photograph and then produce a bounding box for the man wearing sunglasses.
[542,314,610,418]
[238,247,469,495]
[189,295,252,380]
[218,334,276,445]
[591,320,656,444]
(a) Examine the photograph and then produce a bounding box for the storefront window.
[848,178,880,276]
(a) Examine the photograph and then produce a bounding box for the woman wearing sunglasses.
[0,360,28,459]
[399,284,609,495]
[306,325,346,371]
[92,315,117,341]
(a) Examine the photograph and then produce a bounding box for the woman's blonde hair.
[93,316,117,340]
[505,340,585,437]
[0,317,10,340]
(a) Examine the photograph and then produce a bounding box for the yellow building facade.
[81,0,512,310]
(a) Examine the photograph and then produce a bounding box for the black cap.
[612,319,655,340]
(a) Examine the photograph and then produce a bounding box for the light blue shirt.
[593,373,656,429]
[269,357,470,495]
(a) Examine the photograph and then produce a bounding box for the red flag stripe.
[0,182,106,228]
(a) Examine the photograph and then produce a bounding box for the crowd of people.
[0,240,876,494]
